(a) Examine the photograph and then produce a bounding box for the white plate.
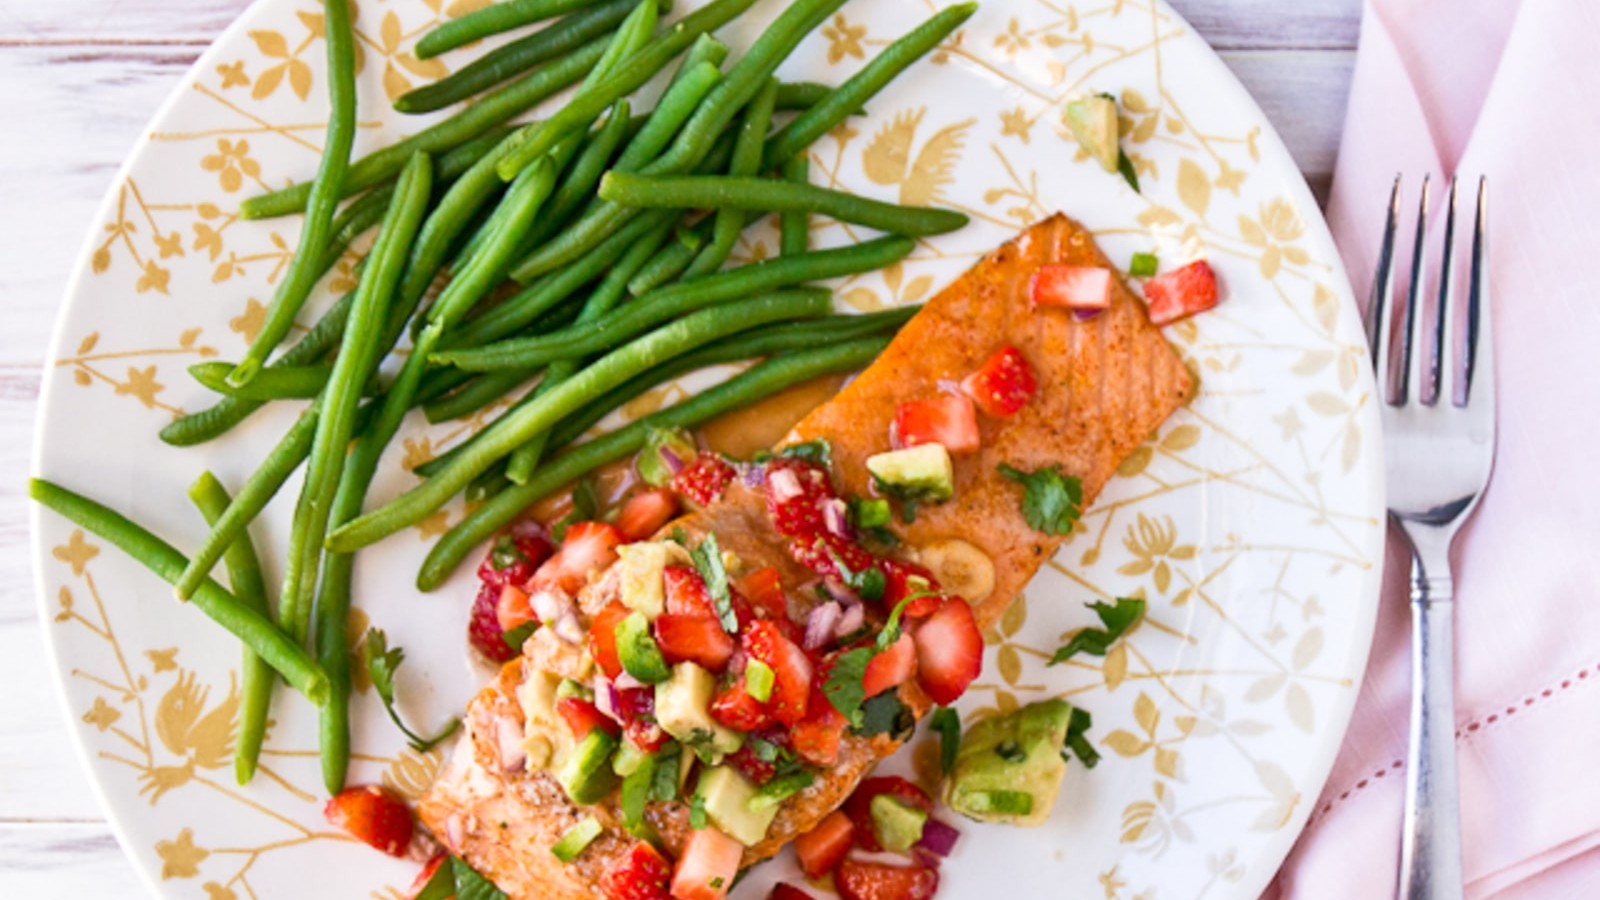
[33,1,1383,897]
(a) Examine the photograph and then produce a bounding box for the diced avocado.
[550,816,603,862]
[655,663,743,763]
[557,729,620,806]
[744,659,775,703]
[613,736,652,777]
[616,541,676,619]
[517,669,574,771]
[1063,94,1120,173]
[555,678,593,704]
[637,427,698,487]
[695,765,779,847]
[944,698,1073,826]
[871,794,929,853]
[616,612,672,684]
[867,444,955,504]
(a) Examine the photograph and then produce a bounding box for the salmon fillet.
[418,213,1195,897]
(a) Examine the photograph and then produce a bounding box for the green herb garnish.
[1049,598,1145,665]
[690,532,737,634]
[689,793,708,830]
[1117,149,1140,193]
[930,707,961,775]
[501,620,538,654]
[649,743,681,802]
[779,439,832,467]
[853,692,915,739]
[489,534,528,571]
[750,770,815,809]
[550,477,600,542]
[364,628,460,752]
[998,463,1083,536]
[451,856,509,900]
[1063,706,1099,768]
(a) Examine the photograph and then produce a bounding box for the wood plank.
[0,823,147,895]
[0,0,1362,49]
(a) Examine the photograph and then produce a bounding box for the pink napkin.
[1267,1,1600,897]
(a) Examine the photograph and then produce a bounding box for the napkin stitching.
[1305,658,1600,827]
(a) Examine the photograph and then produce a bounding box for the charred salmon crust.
[418,213,1195,898]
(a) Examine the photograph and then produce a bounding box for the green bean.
[468,463,514,502]
[415,336,887,588]
[189,362,333,400]
[440,237,911,370]
[417,0,607,59]
[626,216,716,295]
[227,0,359,386]
[600,172,968,237]
[546,307,917,449]
[613,63,722,173]
[328,290,831,551]
[764,3,975,170]
[424,369,538,426]
[494,0,759,179]
[458,208,678,348]
[434,158,559,328]
[186,472,274,786]
[399,0,637,113]
[520,100,631,251]
[240,34,606,220]
[29,478,329,703]
[773,81,858,114]
[780,155,810,256]
[684,77,777,279]
[313,521,356,794]
[281,154,433,642]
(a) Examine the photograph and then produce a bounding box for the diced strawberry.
[793,810,854,879]
[476,530,554,590]
[724,727,789,785]
[894,395,980,454]
[616,487,680,542]
[736,567,789,620]
[495,583,533,633]
[469,582,519,663]
[913,597,984,705]
[770,885,818,900]
[653,614,735,672]
[846,777,933,853]
[960,345,1038,417]
[663,565,716,618]
[673,452,737,507]
[1030,263,1113,310]
[835,859,939,900]
[1143,259,1219,325]
[862,633,916,699]
[589,601,632,680]
[880,559,939,614]
[324,785,413,858]
[557,696,620,741]
[603,841,674,900]
[709,680,775,732]
[614,686,669,753]
[531,521,624,595]
[790,532,878,584]
[406,854,450,900]
[764,457,836,538]
[789,685,847,766]
[670,826,743,900]
[743,621,812,726]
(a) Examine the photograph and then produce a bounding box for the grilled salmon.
[418,213,1196,898]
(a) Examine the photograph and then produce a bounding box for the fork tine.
[1394,175,1433,405]
[1367,176,1402,369]
[1461,177,1493,416]
[1426,179,1459,405]
[1369,176,1408,398]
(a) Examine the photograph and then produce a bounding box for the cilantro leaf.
[779,439,832,467]
[451,856,509,900]
[830,546,885,601]
[501,621,537,653]
[1062,706,1099,768]
[853,693,915,739]
[930,707,961,775]
[620,758,653,834]
[1048,598,1145,665]
[550,478,600,542]
[489,534,528,571]
[364,629,461,752]
[1117,149,1140,193]
[998,463,1083,536]
[689,793,707,830]
[823,646,874,722]
[649,744,681,803]
[690,532,737,634]
[412,858,456,900]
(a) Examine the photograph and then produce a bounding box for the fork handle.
[1398,559,1464,900]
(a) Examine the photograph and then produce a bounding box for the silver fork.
[1365,175,1495,900]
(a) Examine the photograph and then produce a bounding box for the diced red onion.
[510,519,547,540]
[1073,307,1103,321]
[495,715,526,774]
[658,445,685,475]
[613,671,646,691]
[823,578,860,606]
[552,612,584,645]
[769,466,803,501]
[445,814,466,847]
[915,817,961,858]
[742,462,767,488]
[835,602,865,638]
[804,602,843,650]
[529,586,570,625]
[822,498,854,539]
[593,676,622,723]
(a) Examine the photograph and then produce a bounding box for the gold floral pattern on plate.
[35,1,1382,898]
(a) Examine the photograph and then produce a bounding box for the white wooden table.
[0,0,1360,894]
